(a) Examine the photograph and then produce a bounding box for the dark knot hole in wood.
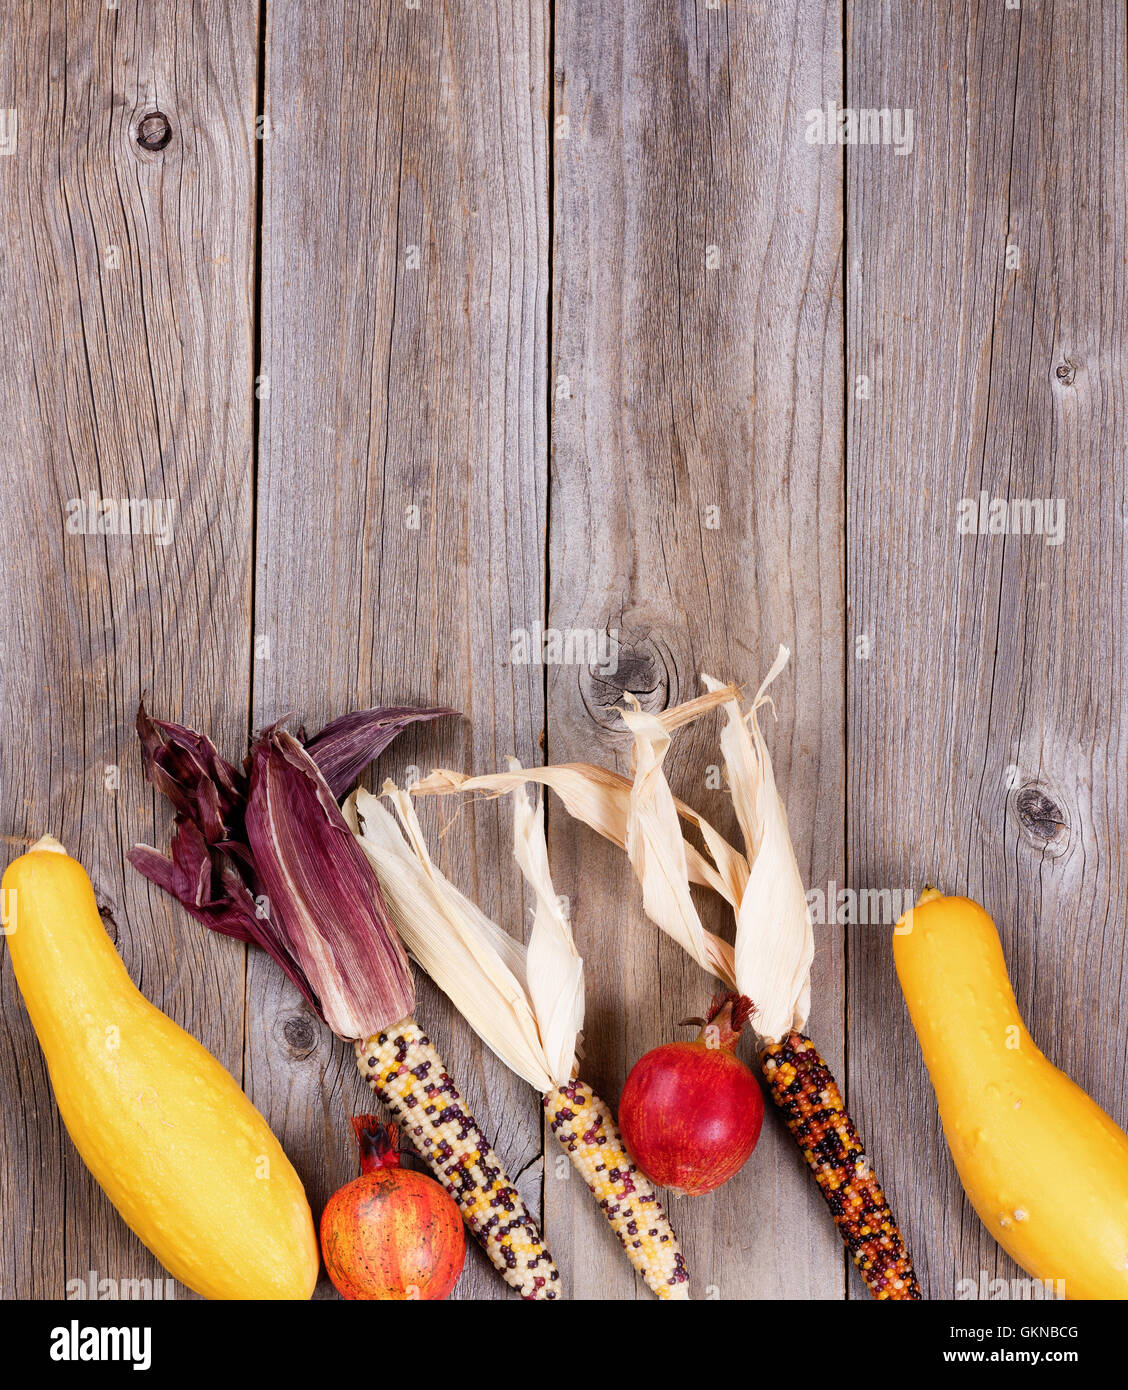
[581,632,672,733]
[282,1015,318,1059]
[96,896,120,946]
[136,112,172,152]
[1014,785,1069,848]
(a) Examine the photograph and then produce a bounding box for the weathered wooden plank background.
[847,0,1128,1300]
[2,0,1125,1301]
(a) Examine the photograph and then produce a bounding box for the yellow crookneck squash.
[894,888,1128,1299]
[3,837,319,1300]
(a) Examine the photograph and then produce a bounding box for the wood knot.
[281,1015,318,1058]
[1014,785,1069,849]
[136,111,172,152]
[1055,358,1078,387]
[96,895,120,945]
[580,628,672,733]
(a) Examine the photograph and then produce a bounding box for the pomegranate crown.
[351,1115,403,1172]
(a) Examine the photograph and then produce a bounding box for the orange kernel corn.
[762,1032,921,1300]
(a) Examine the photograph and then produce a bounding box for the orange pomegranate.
[320,1116,466,1300]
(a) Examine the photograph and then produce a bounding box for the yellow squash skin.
[3,840,319,1300]
[894,890,1128,1299]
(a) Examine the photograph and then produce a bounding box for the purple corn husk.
[129,699,455,1039]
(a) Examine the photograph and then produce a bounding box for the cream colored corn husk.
[700,647,814,1040]
[510,774,585,1084]
[343,767,581,1092]
[412,649,812,1043]
[413,685,745,903]
[616,695,737,984]
[412,684,744,986]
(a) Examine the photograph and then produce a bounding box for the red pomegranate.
[618,992,764,1195]
[320,1116,465,1300]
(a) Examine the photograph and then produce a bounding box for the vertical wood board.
[257,0,550,1298]
[0,0,257,1298]
[847,0,1128,1298]
[548,0,847,1299]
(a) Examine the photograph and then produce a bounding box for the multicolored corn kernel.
[544,1079,690,1300]
[762,1031,922,1300]
[355,1020,560,1300]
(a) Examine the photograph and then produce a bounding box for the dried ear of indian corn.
[356,1022,559,1299]
[347,779,690,1299]
[545,1080,688,1299]
[762,1033,920,1299]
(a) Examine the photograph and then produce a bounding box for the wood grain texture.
[5,0,1124,1306]
[847,0,1128,1298]
[255,0,550,1298]
[547,0,847,1298]
[0,0,256,1298]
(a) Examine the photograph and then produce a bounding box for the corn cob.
[356,1020,560,1299]
[762,1032,920,1300]
[545,1079,689,1299]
